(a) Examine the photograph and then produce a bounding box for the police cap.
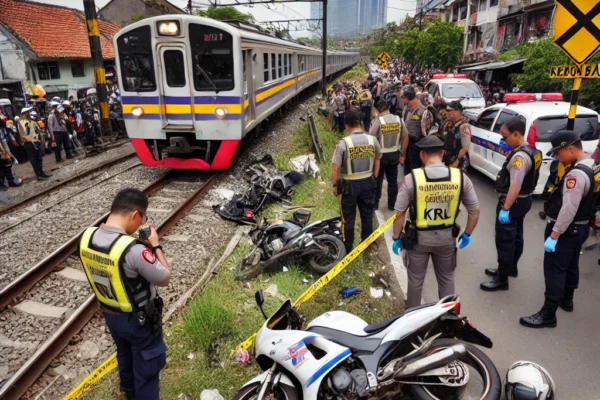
[546,130,581,157]
[446,100,463,112]
[415,135,444,150]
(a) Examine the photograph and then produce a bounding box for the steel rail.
[0,152,137,217]
[0,170,171,310]
[0,172,219,400]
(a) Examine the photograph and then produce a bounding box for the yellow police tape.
[63,353,117,400]
[64,214,396,399]
[235,213,396,351]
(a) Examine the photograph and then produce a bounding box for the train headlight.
[215,108,228,119]
[132,107,144,118]
[157,21,180,36]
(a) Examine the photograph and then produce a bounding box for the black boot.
[520,300,558,328]
[559,288,574,312]
[485,266,518,278]
[124,391,135,400]
[480,276,509,291]
[40,171,52,178]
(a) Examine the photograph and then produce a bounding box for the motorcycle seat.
[307,326,382,353]
[362,303,433,334]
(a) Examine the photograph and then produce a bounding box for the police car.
[466,92,600,195]
[424,74,486,110]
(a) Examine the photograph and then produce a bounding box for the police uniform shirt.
[457,122,472,148]
[335,94,347,113]
[403,105,432,139]
[551,157,593,234]
[369,111,408,147]
[332,132,382,171]
[505,150,533,192]
[91,224,170,302]
[395,164,479,246]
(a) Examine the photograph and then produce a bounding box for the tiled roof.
[0,0,121,59]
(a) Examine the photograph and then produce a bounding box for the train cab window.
[164,50,186,87]
[189,24,234,91]
[117,25,157,91]
[271,53,277,80]
[264,53,269,82]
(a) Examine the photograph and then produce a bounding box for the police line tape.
[63,353,117,400]
[235,213,397,352]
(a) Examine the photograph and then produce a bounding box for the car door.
[486,109,525,177]
[469,108,499,174]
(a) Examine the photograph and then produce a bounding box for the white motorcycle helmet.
[505,361,555,400]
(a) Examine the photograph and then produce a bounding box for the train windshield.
[189,24,234,92]
[117,26,157,92]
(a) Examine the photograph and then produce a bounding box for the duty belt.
[547,218,588,225]
[341,171,372,180]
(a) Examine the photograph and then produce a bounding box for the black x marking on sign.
[555,0,600,47]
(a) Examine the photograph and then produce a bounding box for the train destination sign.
[550,64,600,79]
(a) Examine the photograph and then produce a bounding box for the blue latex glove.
[458,232,471,249]
[498,209,510,224]
[544,237,558,253]
[392,237,402,255]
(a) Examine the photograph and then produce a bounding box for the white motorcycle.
[234,291,502,400]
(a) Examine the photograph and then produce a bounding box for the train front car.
[115,16,243,170]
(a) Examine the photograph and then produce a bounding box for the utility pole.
[321,0,327,95]
[83,0,111,139]
[187,0,192,14]
[462,0,472,57]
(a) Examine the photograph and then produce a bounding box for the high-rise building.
[310,0,387,37]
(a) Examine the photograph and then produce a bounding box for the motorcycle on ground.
[239,210,346,279]
[234,292,502,400]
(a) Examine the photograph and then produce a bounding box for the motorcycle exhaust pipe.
[394,344,466,378]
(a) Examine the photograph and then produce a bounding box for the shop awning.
[444,0,457,7]
[457,61,492,70]
[461,58,527,71]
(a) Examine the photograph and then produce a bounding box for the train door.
[244,49,256,130]
[157,45,193,127]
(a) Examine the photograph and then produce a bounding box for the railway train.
[114,15,359,170]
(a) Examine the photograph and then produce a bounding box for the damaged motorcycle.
[239,209,346,279]
[234,291,502,400]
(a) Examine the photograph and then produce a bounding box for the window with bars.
[71,61,85,77]
[37,61,60,80]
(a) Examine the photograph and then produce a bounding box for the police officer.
[520,132,599,328]
[333,84,348,133]
[358,83,373,132]
[481,119,541,291]
[400,85,431,175]
[369,99,407,210]
[332,107,382,253]
[389,83,404,117]
[392,135,480,308]
[18,107,51,181]
[442,101,471,169]
[79,188,171,399]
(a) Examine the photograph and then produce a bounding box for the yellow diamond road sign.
[376,52,390,66]
[553,0,600,65]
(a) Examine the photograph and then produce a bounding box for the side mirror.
[255,290,264,307]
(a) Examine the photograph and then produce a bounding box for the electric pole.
[321,0,327,95]
[83,0,111,139]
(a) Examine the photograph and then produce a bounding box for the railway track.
[0,152,137,217]
[0,171,221,400]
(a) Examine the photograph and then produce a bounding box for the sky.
[33,0,415,37]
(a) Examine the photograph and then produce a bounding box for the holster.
[403,220,418,250]
[452,223,461,238]
[336,178,344,195]
[137,296,164,336]
[543,201,560,220]
[342,179,354,196]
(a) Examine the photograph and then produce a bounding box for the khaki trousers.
[406,243,457,308]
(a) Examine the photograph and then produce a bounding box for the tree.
[413,21,463,68]
[195,6,254,23]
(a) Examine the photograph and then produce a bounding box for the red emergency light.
[432,73,468,79]
[504,93,564,103]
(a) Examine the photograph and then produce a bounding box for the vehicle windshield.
[117,26,157,92]
[189,24,235,92]
[535,115,599,142]
[442,83,483,99]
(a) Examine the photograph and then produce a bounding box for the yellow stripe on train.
[256,78,296,102]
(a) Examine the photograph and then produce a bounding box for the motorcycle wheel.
[410,339,502,400]
[309,234,346,275]
[233,383,299,400]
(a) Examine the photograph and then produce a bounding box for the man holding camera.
[78,188,171,400]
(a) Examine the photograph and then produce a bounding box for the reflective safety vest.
[19,118,39,141]
[412,167,462,230]
[79,227,150,313]
[378,114,402,153]
[341,134,376,180]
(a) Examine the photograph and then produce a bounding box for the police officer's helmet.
[21,106,33,115]
[505,361,555,400]
[402,85,416,100]
[30,111,38,120]
[292,209,311,226]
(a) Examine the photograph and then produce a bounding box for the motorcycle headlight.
[131,107,144,118]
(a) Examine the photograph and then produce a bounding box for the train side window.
[283,54,288,76]
[163,49,186,87]
[242,50,246,82]
[271,53,276,80]
[264,53,269,82]
[289,54,292,74]
[278,54,283,78]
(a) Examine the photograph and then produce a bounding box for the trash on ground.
[370,287,384,299]
[187,353,194,360]
[340,287,361,298]
[200,389,225,400]
[282,266,289,272]
[232,349,251,364]
[379,278,389,288]
[368,272,375,278]
[303,278,310,283]
[266,284,279,297]
[289,154,320,178]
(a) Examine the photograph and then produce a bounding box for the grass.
[83,67,402,400]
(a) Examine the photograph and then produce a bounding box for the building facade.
[310,0,388,37]
[98,0,184,28]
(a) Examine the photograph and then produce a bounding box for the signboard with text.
[550,64,600,78]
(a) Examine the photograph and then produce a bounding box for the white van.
[424,74,486,111]
[467,93,600,195]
